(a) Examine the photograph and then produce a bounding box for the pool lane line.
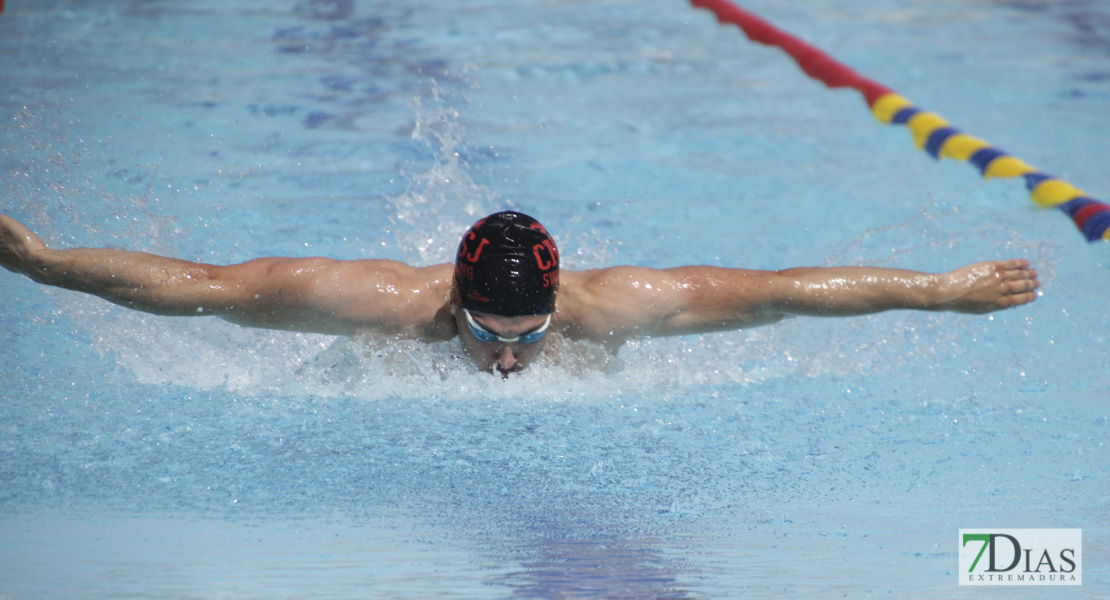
[690,0,1110,242]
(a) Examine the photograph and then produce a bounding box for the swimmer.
[0,211,1039,376]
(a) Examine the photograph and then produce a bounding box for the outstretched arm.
[1,214,453,337]
[562,259,1039,343]
[744,260,1040,317]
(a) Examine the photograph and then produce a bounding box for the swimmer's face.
[456,308,552,377]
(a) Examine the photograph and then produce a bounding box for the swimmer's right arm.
[0,214,451,336]
[1,214,228,316]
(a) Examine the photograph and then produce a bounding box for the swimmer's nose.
[496,346,518,375]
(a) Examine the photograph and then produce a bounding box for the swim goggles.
[463,309,552,344]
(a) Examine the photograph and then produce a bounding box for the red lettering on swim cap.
[543,270,559,288]
[464,237,490,263]
[545,238,559,265]
[457,231,474,259]
[532,240,558,271]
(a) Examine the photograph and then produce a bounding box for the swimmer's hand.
[0,214,48,276]
[936,259,1039,314]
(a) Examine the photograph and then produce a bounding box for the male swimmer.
[0,211,1039,376]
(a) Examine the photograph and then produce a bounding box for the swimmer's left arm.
[753,259,1040,318]
[569,260,1039,342]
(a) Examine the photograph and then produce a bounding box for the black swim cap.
[454,211,560,316]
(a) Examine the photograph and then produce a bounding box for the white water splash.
[389,80,495,266]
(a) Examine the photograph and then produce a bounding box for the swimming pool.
[1,0,1106,597]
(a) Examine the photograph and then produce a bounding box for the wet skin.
[0,213,1041,378]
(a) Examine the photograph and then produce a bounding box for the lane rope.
[691,0,1110,242]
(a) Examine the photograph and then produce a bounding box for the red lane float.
[690,0,1110,241]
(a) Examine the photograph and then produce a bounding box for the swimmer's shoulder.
[554,267,655,347]
[558,266,669,308]
[338,259,452,280]
[318,260,455,339]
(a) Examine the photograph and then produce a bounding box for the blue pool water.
[1,0,1107,597]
